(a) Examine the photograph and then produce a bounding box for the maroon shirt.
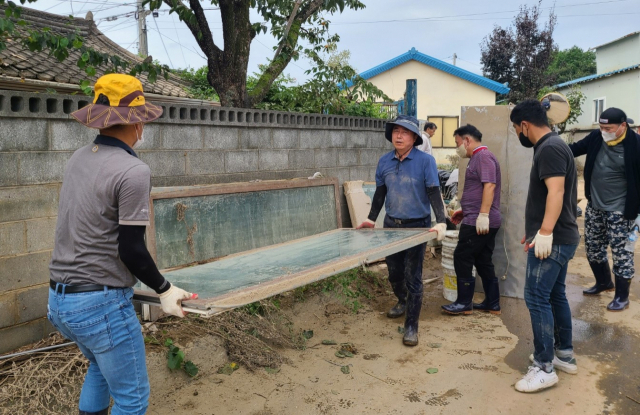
[460,146,501,228]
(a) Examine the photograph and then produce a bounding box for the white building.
[558,32,640,132]
[347,48,509,164]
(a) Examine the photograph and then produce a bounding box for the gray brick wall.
[0,88,391,353]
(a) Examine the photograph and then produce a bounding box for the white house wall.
[596,34,640,74]
[559,70,640,131]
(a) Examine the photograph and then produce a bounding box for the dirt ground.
[4,217,639,414]
[142,217,640,415]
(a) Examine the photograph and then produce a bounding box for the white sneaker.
[528,353,578,375]
[515,366,558,393]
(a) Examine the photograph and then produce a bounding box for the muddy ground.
[142,217,640,415]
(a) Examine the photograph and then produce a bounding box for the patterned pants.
[585,203,635,279]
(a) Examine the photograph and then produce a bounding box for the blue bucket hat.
[385,115,423,146]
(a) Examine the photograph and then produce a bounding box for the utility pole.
[452,53,457,66]
[136,0,150,57]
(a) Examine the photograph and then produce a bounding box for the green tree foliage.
[265,49,390,117]
[480,1,557,103]
[0,0,169,94]
[144,0,367,108]
[178,50,391,117]
[174,66,219,101]
[545,46,596,85]
[3,0,380,111]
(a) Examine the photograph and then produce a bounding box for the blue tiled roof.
[556,63,640,88]
[344,47,510,94]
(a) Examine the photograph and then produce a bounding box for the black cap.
[599,108,627,124]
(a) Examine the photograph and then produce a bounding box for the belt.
[389,217,427,225]
[49,280,111,294]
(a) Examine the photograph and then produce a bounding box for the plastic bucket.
[441,230,475,301]
[443,262,458,301]
[442,231,459,301]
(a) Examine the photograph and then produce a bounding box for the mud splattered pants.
[585,203,635,280]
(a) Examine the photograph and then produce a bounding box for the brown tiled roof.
[0,5,190,98]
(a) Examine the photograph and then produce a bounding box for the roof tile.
[0,5,190,98]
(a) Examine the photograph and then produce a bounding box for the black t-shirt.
[525,132,580,245]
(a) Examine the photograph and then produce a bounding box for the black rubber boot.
[387,280,407,318]
[584,261,615,296]
[403,293,422,346]
[607,277,631,312]
[473,276,501,315]
[441,277,475,315]
[387,301,406,318]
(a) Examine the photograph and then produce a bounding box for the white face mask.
[456,143,468,158]
[601,125,622,142]
[132,124,145,149]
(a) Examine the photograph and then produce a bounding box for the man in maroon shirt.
[443,124,502,315]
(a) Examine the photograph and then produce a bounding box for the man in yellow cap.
[47,74,196,415]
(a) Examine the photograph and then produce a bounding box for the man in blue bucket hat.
[358,114,447,346]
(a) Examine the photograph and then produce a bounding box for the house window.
[427,116,459,148]
[593,98,605,123]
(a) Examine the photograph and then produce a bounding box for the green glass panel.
[162,229,425,299]
[152,185,338,269]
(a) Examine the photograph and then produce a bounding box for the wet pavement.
[499,241,640,414]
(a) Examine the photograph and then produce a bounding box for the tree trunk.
[213,0,252,108]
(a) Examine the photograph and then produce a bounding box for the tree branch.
[187,0,222,60]
[248,0,324,106]
[160,0,221,62]
[272,1,302,60]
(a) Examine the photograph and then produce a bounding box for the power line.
[331,0,634,25]
[152,16,174,68]
[101,19,137,33]
[147,26,206,60]
[123,31,140,51]
[171,14,188,67]
[43,2,67,12]
[95,7,219,24]
[253,38,307,72]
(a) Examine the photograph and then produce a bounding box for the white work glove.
[357,219,375,229]
[429,223,447,242]
[530,231,553,259]
[634,214,640,228]
[476,213,490,235]
[159,284,197,318]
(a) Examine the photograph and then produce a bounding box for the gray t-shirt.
[50,137,152,287]
[525,133,580,245]
[591,143,626,212]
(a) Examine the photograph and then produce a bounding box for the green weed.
[164,338,199,377]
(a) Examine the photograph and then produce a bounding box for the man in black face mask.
[510,100,580,393]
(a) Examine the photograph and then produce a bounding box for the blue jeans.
[524,244,578,372]
[47,286,149,414]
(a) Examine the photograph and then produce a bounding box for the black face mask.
[519,132,534,148]
[518,124,534,148]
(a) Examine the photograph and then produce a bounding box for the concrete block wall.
[0,89,391,353]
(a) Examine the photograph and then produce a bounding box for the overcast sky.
[27,0,640,85]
